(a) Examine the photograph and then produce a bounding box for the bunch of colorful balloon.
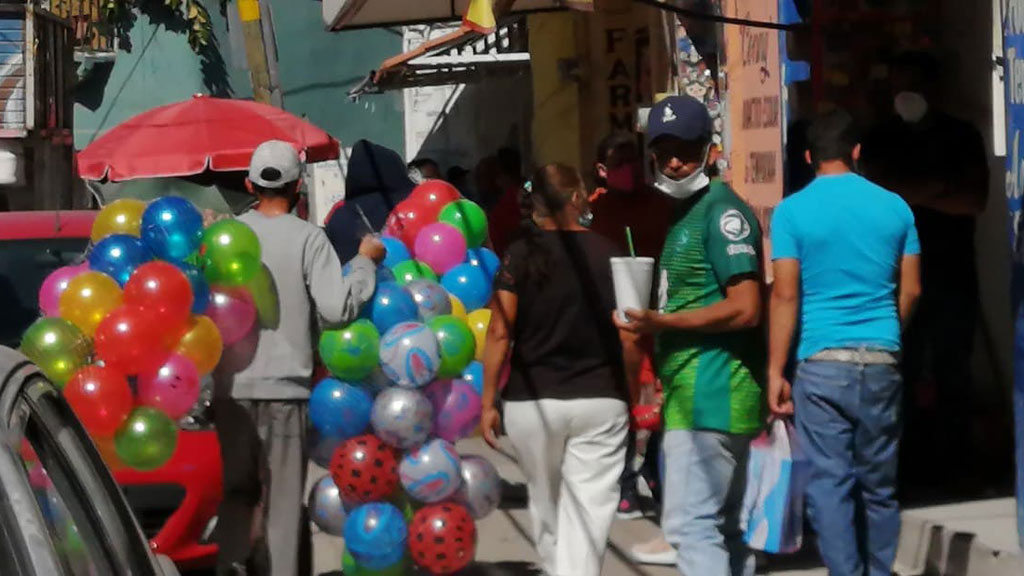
[306,180,503,575]
[21,197,262,472]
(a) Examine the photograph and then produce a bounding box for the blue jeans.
[661,429,755,576]
[794,360,902,576]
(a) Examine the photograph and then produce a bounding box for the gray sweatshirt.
[214,210,375,400]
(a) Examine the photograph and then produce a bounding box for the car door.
[0,346,176,576]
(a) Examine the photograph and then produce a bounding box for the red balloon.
[123,261,193,334]
[329,434,399,504]
[64,365,134,438]
[94,305,170,375]
[410,180,461,208]
[385,197,443,248]
[409,503,477,574]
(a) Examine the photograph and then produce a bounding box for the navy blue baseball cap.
[645,95,713,145]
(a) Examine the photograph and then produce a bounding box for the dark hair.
[520,163,587,285]
[496,147,522,179]
[251,179,300,197]
[408,158,439,171]
[891,51,940,86]
[806,108,860,168]
[596,132,639,165]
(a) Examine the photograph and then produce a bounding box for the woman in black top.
[480,163,642,576]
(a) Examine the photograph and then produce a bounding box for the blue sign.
[1002,2,1024,548]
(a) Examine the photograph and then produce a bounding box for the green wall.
[74,2,404,153]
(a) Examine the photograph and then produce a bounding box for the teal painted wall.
[74,2,404,153]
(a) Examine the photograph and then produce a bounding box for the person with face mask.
[615,95,764,576]
[480,163,643,576]
[214,140,385,576]
[861,51,989,493]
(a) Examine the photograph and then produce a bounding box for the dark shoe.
[616,490,644,520]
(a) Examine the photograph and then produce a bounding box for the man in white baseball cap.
[214,140,385,575]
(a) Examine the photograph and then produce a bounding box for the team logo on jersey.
[719,209,751,241]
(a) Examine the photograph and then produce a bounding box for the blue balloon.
[343,503,407,570]
[180,264,210,314]
[365,282,419,334]
[309,378,373,439]
[381,236,411,269]
[89,234,152,286]
[140,197,204,262]
[441,263,492,311]
[466,247,500,280]
[461,361,484,396]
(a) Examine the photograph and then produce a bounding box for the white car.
[0,345,180,576]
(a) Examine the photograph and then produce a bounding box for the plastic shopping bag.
[740,418,810,554]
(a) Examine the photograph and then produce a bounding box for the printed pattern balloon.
[330,434,400,504]
[399,439,462,503]
[455,455,502,519]
[408,503,476,574]
[319,320,380,381]
[424,379,481,443]
[406,279,452,321]
[370,387,433,450]
[309,379,373,439]
[343,503,407,570]
[379,322,440,388]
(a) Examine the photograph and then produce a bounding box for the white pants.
[504,398,629,576]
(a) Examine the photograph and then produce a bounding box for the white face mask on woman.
[652,145,711,200]
[894,91,929,123]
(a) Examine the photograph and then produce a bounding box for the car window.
[0,239,89,348]
[13,376,158,576]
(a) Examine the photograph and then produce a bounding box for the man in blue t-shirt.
[767,109,921,576]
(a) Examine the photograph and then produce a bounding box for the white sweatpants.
[504,398,629,576]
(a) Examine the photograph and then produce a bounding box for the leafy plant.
[101,0,229,53]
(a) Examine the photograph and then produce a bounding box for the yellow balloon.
[449,295,467,321]
[175,315,223,376]
[467,308,491,362]
[59,272,122,337]
[91,199,146,243]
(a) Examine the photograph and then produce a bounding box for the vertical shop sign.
[1001,0,1024,548]
[723,0,783,274]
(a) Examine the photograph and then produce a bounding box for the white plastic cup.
[611,257,655,322]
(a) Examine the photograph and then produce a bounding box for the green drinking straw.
[625,226,636,258]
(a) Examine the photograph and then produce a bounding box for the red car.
[0,210,222,570]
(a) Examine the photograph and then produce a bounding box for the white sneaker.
[627,534,676,566]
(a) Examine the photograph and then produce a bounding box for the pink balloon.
[207,286,257,346]
[424,379,482,443]
[39,263,88,317]
[414,222,467,276]
[137,353,201,419]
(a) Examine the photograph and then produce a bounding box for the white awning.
[323,0,565,31]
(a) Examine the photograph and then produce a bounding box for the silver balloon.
[456,455,502,519]
[371,387,433,449]
[308,474,349,536]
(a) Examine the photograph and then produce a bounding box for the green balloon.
[342,549,406,576]
[438,199,489,248]
[201,219,262,286]
[114,407,178,471]
[319,320,380,380]
[391,260,438,286]
[247,263,280,329]
[428,315,477,378]
[20,317,91,387]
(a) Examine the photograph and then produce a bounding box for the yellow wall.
[528,12,583,169]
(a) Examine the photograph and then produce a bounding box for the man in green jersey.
[616,95,763,576]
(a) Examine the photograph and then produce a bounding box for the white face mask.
[894,91,928,123]
[652,145,711,200]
